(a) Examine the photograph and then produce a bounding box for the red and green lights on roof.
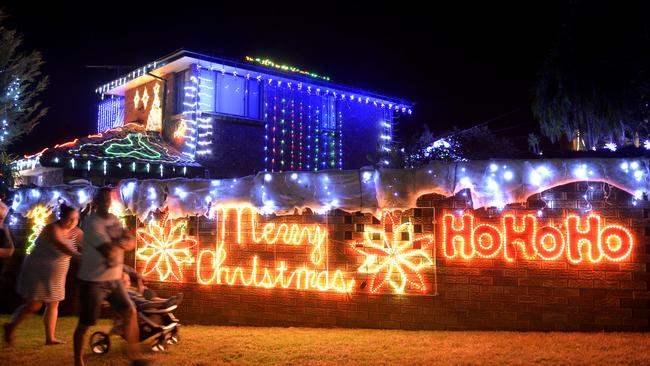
[245,56,331,81]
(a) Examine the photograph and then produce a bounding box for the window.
[177,66,262,119]
[246,78,261,119]
[216,72,245,116]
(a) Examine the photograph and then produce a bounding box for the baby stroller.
[89,302,181,354]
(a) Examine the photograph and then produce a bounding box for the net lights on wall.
[264,86,344,172]
[97,96,124,133]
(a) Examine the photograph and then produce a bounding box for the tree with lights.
[0,11,48,151]
[404,125,520,168]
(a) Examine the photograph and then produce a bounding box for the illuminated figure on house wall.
[145,83,162,132]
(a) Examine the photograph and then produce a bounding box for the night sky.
[3,1,571,155]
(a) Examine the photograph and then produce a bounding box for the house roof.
[20,123,202,176]
[94,49,414,112]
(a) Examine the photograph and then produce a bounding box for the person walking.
[4,204,82,345]
[72,187,146,366]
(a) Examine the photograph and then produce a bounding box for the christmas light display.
[145,83,162,132]
[173,121,188,140]
[97,96,124,133]
[178,65,206,158]
[196,69,213,156]
[353,211,434,294]
[264,82,343,171]
[25,205,53,254]
[245,56,331,81]
[194,206,354,293]
[141,88,150,110]
[96,61,165,94]
[1,78,20,145]
[10,161,643,300]
[133,90,140,109]
[95,53,412,116]
[136,217,197,282]
[12,158,650,219]
[14,121,198,179]
[68,132,177,162]
[442,212,633,263]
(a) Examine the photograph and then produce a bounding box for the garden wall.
[137,182,649,331]
[3,160,650,331]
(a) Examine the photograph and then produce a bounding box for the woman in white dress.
[3,204,82,346]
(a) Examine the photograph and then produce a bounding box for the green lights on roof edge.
[245,56,331,81]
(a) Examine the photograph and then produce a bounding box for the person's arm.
[115,229,136,251]
[51,224,81,257]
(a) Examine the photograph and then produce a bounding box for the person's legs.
[4,300,43,345]
[121,304,139,358]
[74,280,103,366]
[44,301,62,344]
[107,280,142,362]
[73,323,89,366]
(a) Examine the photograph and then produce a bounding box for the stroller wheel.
[89,332,111,354]
[151,341,165,352]
[167,330,180,345]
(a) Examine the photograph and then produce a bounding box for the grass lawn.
[0,316,649,365]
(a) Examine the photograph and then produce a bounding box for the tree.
[0,10,48,150]
[532,1,650,150]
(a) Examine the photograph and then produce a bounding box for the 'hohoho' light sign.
[134,208,634,295]
[442,213,633,264]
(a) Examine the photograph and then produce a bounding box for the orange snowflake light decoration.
[136,218,197,282]
[353,211,434,294]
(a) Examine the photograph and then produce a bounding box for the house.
[17,49,412,185]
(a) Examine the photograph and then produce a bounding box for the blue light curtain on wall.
[97,96,124,132]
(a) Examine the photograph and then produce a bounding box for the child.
[121,271,182,310]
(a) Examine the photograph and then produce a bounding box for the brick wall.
[2,182,648,331]
[144,182,649,331]
[124,76,173,127]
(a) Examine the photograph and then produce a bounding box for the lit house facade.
[95,50,412,177]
